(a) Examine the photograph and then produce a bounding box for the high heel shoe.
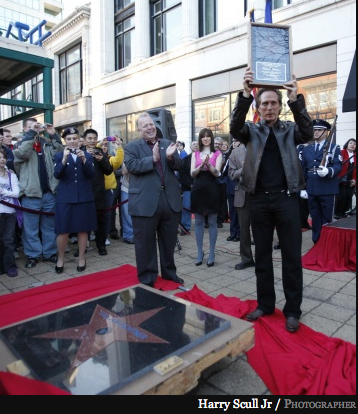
[207,259,215,267]
[55,265,64,274]
[195,253,205,266]
[77,261,86,272]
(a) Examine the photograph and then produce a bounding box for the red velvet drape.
[302,226,356,272]
[0,266,356,395]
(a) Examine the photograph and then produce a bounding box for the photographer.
[54,128,96,273]
[13,119,63,269]
[83,129,113,256]
[96,136,124,246]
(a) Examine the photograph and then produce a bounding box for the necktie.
[315,144,320,156]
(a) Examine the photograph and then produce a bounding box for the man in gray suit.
[228,138,255,270]
[124,112,184,287]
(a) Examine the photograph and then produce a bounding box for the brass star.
[35,305,169,368]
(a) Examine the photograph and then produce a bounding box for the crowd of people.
[0,74,356,334]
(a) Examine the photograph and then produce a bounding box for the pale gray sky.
[62,0,90,18]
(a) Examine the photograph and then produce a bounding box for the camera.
[69,148,79,154]
[93,148,102,155]
[106,136,116,142]
[40,124,48,129]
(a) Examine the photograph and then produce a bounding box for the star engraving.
[35,305,168,368]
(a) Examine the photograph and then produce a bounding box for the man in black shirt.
[230,67,313,333]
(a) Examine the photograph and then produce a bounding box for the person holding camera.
[13,118,64,269]
[53,128,96,273]
[96,136,124,246]
[82,129,113,256]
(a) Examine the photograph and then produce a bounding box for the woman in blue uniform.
[54,127,96,273]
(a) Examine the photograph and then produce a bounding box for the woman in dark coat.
[54,127,96,273]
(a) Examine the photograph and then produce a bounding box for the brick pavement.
[0,222,355,395]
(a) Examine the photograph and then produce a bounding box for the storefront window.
[107,105,176,144]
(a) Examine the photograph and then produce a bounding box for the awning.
[342,51,356,113]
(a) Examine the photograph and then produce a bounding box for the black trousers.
[217,183,228,224]
[132,190,181,285]
[249,192,303,319]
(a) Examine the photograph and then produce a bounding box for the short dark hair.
[343,139,356,151]
[83,128,98,138]
[198,128,215,152]
[3,129,11,134]
[23,118,37,128]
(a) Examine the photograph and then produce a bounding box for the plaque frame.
[248,22,293,89]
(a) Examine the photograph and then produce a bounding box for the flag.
[249,8,255,22]
[252,87,261,124]
[265,0,273,24]
[248,5,261,123]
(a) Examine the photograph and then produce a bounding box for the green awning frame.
[0,45,55,127]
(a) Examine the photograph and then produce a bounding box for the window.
[11,86,23,117]
[193,95,232,141]
[59,44,82,104]
[151,0,182,55]
[31,73,43,103]
[199,0,245,37]
[299,74,337,123]
[107,105,176,144]
[115,16,135,69]
[115,0,134,13]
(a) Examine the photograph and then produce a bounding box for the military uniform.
[301,120,342,243]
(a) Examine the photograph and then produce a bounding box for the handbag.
[8,171,23,228]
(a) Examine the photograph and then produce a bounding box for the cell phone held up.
[106,136,116,142]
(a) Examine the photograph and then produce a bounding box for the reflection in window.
[115,16,135,70]
[59,44,82,104]
[152,0,182,55]
[193,95,232,141]
[11,86,23,117]
[107,105,176,144]
[299,74,337,124]
[115,0,134,13]
[199,0,244,37]
[32,74,43,103]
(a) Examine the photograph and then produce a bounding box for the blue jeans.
[21,194,57,259]
[0,213,16,272]
[121,190,133,239]
[181,191,192,231]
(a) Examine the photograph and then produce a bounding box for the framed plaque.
[248,22,293,88]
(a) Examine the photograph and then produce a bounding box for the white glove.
[317,167,329,177]
[300,190,308,199]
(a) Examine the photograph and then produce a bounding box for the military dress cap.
[62,127,79,138]
[312,119,331,130]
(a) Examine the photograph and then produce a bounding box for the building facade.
[3,0,357,147]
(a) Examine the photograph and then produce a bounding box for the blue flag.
[265,0,273,23]
[249,8,255,22]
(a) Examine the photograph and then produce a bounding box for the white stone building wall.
[41,0,356,147]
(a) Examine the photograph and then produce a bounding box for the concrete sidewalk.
[0,222,355,395]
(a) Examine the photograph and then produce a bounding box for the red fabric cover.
[0,372,71,396]
[0,268,355,395]
[176,285,356,395]
[0,264,180,328]
[302,226,356,272]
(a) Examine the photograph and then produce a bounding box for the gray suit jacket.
[124,138,183,217]
[228,144,247,208]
